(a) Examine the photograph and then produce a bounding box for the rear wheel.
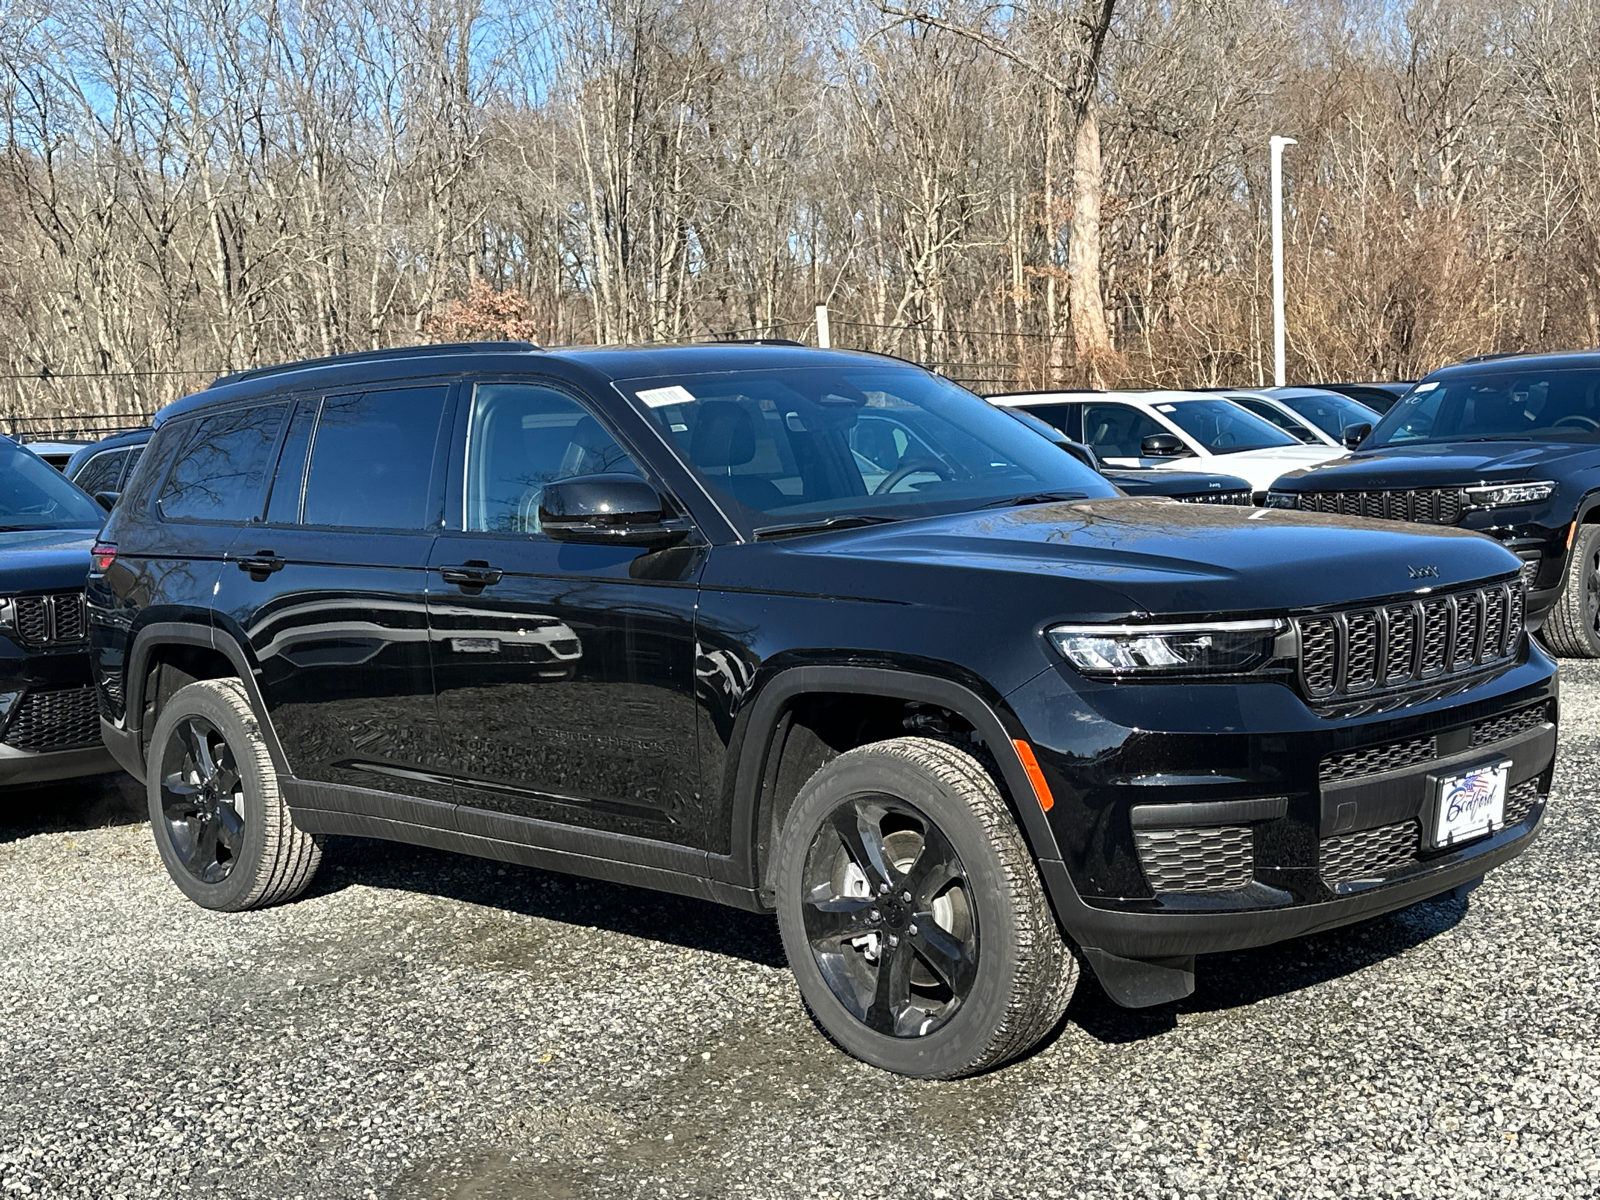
[1538,524,1600,658]
[147,679,321,910]
[774,737,1077,1077]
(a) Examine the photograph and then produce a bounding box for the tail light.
[90,543,117,573]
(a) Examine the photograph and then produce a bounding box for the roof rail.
[709,337,809,348]
[208,341,544,389]
[1458,351,1520,365]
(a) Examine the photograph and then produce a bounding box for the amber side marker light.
[1011,739,1055,813]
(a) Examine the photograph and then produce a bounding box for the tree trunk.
[1068,96,1111,385]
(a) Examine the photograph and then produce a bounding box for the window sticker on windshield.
[1156,404,1177,413]
[1413,382,1439,393]
[636,384,696,408]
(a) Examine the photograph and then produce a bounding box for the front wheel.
[774,737,1077,1077]
[146,678,322,911]
[1538,523,1600,658]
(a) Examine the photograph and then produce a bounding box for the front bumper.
[0,741,119,787]
[0,635,116,788]
[1007,644,1558,1003]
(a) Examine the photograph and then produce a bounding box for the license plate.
[1432,760,1510,848]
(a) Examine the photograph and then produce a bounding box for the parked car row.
[0,346,1577,1079]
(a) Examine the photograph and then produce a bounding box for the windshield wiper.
[973,490,1091,510]
[753,514,902,541]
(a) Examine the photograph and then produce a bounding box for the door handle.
[439,562,504,589]
[236,551,286,580]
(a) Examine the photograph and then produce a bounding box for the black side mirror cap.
[93,491,120,512]
[539,474,690,548]
[1342,422,1373,450]
[1140,433,1188,459]
[1059,438,1101,472]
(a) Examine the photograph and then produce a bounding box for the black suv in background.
[1269,351,1600,656]
[0,435,118,785]
[89,343,1555,1077]
[65,427,150,503]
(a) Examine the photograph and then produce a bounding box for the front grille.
[1176,489,1253,506]
[1471,703,1550,749]
[1296,581,1523,711]
[1134,825,1254,893]
[1504,778,1542,826]
[1321,735,1438,783]
[2,686,101,752]
[1320,820,1420,887]
[1295,487,1463,525]
[9,592,88,649]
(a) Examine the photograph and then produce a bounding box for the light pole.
[1270,135,1297,387]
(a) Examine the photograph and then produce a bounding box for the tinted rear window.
[158,405,288,523]
[72,449,128,497]
[301,386,447,529]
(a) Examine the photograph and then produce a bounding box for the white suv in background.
[986,389,1345,499]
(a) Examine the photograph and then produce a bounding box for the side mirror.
[539,474,690,548]
[1342,422,1372,450]
[1140,433,1188,459]
[1058,439,1101,472]
[93,491,119,512]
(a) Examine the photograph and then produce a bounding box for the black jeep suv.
[88,342,1556,1077]
[1,435,118,785]
[1268,350,1600,657]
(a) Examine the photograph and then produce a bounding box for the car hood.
[811,498,1520,616]
[1158,444,1344,492]
[1271,439,1598,489]
[0,527,98,593]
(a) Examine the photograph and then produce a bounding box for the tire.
[774,736,1078,1078]
[146,678,322,911]
[1537,523,1600,658]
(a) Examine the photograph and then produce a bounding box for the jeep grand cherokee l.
[88,342,1556,1077]
[1268,350,1600,657]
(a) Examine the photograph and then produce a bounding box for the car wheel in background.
[1539,524,1600,658]
[774,736,1078,1078]
[147,679,322,910]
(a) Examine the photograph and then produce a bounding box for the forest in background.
[2,0,1598,429]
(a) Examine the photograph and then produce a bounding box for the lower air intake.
[1134,825,1254,894]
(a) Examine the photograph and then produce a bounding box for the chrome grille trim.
[1296,581,1523,711]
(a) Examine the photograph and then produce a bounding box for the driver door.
[1081,402,1185,468]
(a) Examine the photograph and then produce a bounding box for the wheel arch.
[122,623,291,778]
[724,665,1070,914]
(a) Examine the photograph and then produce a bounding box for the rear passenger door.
[425,378,707,847]
[211,384,455,805]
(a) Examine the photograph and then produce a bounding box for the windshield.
[1274,391,1378,440]
[0,440,105,530]
[1368,368,1600,448]
[1158,399,1300,452]
[618,366,1117,528]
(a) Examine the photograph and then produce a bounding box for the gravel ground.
[2,674,1599,1200]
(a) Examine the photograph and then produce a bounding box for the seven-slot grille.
[1,686,101,752]
[1176,489,1253,507]
[1293,488,1464,525]
[10,592,88,649]
[1296,581,1523,705]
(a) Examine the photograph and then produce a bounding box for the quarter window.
[158,405,289,523]
[464,382,644,534]
[301,387,448,530]
[72,449,128,497]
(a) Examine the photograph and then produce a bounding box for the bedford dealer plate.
[1432,760,1510,848]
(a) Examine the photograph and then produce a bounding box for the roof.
[1433,348,1600,378]
[154,341,903,426]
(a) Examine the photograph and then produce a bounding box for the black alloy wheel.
[800,796,978,1039]
[159,715,247,884]
[775,737,1078,1078]
[146,678,322,911]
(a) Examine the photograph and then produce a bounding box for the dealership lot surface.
[2,675,1597,1199]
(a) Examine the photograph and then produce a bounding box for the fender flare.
[720,663,1077,919]
[121,621,293,778]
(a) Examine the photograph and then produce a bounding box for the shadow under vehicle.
[88,342,1556,1077]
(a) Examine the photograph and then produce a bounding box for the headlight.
[0,597,12,633]
[1048,619,1287,676]
[1463,481,1554,509]
[1264,491,1298,509]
